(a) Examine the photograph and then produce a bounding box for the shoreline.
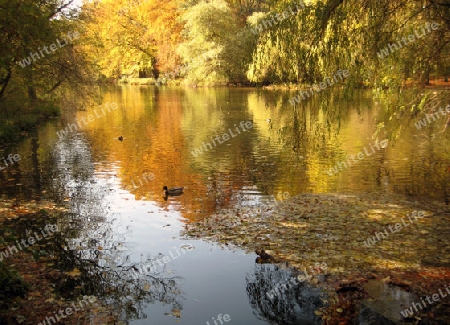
[115,77,450,91]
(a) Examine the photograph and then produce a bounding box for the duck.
[163,186,184,196]
[118,136,123,141]
[255,249,276,264]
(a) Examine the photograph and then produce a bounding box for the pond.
[1,86,448,324]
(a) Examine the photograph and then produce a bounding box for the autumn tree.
[0,0,92,135]
[177,0,255,85]
[247,0,450,87]
[80,0,182,81]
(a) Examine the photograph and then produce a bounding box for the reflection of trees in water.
[363,91,450,202]
[51,231,184,321]
[246,264,324,325]
[50,134,109,217]
[49,134,185,321]
[276,94,343,161]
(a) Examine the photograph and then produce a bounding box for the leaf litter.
[0,199,115,324]
[182,191,450,324]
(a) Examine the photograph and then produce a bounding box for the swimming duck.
[163,186,184,196]
[118,136,123,141]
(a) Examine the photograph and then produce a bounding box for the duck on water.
[163,186,184,196]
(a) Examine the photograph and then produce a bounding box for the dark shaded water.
[0,86,448,324]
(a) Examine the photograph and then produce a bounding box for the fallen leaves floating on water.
[165,309,181,318]
[183,192,450,322]
[0,202,114,324]
[183,192,450,275]
[65,267,81,277]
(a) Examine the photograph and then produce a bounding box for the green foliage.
[77,0,449,89]
[37,102,61,118]
[416,93,429,113]
[0,96,60,142]
[0,121,18,143]
[16,115,38,130]
[177,0,254,84]
[247,0,450,87]
[247,2,318,84]
[0,0,93,136]
[1,0,445,115]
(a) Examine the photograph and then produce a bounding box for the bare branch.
[48,0,75,20]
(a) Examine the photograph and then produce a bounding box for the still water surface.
[1,86,448,324]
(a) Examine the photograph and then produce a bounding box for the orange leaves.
[81,0,183,77]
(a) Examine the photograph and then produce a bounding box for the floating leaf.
[65,268,81,277]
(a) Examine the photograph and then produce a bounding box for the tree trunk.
[0,68,11,100]
[24,67,37,101]
[421,65,431,86]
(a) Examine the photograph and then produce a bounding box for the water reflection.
[48,131,186,322]
[1,86,449,324]
[246,264,324,325]
[79,87,449,217]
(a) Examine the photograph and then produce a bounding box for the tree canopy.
[0,0,89,104]
[0,0,448,108]
[77,0,448,87]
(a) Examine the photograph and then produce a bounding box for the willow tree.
[247,0,450,88]
[246,1,320,84]
[224,0,270,25]
[177,0,254,85]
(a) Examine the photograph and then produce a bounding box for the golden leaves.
[182,192,445,275]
